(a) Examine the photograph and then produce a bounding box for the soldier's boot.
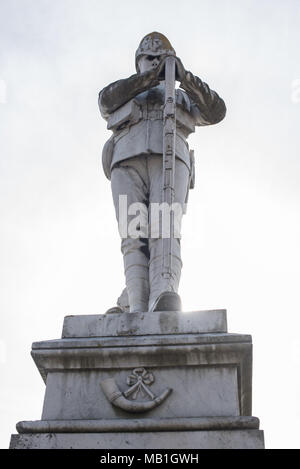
[152,291,182,312]
[105,306,123,314]
[105,288,130,314]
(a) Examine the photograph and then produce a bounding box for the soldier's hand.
[175,57,186,83]
[139,68,161,87]
[155,55,186,82]
[153,55,186,82]
[138,56,168,85]
[155,55,168,81]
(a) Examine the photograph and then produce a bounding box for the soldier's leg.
[110,157,150,313]
[105,288,129,315]
[147,155,190,312]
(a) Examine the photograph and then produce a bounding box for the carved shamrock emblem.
[124,367,155,401]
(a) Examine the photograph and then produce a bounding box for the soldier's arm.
[98,71,160,119]
[179,70,226,126]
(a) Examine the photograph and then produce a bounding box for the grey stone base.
[15,416,260,434]
[10,430,265,449]
[61,309,227,338]
[10,310,265,449]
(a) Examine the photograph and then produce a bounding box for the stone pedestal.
[10,310,265,449]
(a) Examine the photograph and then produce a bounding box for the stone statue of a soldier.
[98,32,226,314]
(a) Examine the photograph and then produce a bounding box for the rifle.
[162,56,176,280]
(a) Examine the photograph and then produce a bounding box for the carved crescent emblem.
[101,367,172,413]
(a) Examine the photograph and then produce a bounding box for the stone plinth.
[62,309,227,337]
[10,309,265,449]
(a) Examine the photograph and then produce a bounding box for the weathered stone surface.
[30,329,252,419]
[10,310,264,449]
[10,430,264,449]
[16,416,260,433]
[41,366,240,420]
[61,309,227,338]
[32,332,251,350]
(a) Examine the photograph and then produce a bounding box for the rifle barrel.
[162,56,176,279]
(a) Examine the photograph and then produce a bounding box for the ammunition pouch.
[107,100,142,131]
[102,135,115,180]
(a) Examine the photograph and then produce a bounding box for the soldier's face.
[138,55,161,73]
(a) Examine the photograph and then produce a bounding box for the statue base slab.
[10,309,265,449]
[10,429,264,449]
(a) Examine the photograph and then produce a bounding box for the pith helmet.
[135,32,176,72]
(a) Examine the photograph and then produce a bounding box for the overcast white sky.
[0,0,300,449]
